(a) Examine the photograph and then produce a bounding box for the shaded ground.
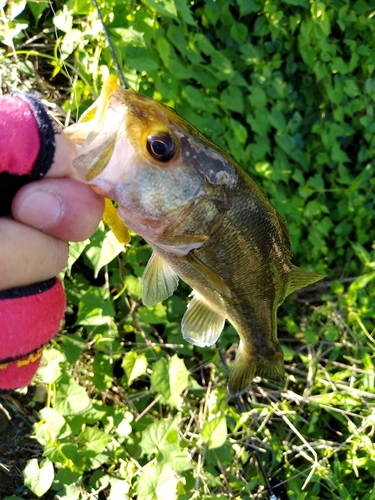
[0,390,51,500]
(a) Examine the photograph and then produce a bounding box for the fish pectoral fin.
[103,199,131,245]
[142,252,179,307]
[186,252,232,298]
[287,264,324,296]
[228,343,284,397]
[182,290,226,347]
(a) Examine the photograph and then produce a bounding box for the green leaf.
[182,85,207,110]
[137,302,168,325]
[151,355,190,408]
[304,329,319,345]
[85,229,124,278]
[237,0,261,16]
[76,287,115,326]
[230,22,248,44]
[6,0,27,20]
[220,85,244,113]
[121,350,148,386]
[36,408,70,442]
[349,272,375,290]
[269,108,287,132]
[77,427,112,453]
[229,118,248,145]
[140,415,180,456]
[125,46,160,73]
[24,459,54,497]
[156,36,171,67]
[351,242,373,267]
[53,5,72,32]
[202,416,227,449]
[54,375,92,416]
[37,347,66,384]
[137,462,178,500]
[124,274,143,301]
[108,479,131,500]
[28,1,48,25]
[147,0,178,19]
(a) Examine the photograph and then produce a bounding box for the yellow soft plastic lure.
[103,198,130,245]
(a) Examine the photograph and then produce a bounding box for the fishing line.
[92,1,280,497]
[92,0,127,89]
[216,340,280,500]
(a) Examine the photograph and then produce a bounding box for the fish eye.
[146,132,175,163]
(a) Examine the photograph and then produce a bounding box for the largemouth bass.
[67,76,323,396]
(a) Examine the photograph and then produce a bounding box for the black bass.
[67,76,322,396]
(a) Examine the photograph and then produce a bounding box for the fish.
[66,76,323,396]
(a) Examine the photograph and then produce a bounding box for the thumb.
[46,128,80,179]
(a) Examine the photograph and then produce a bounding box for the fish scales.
[67,76,323,396]
[154,168,290,393]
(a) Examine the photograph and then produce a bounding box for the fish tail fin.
[228,342,284,397]
[287,264,324,296]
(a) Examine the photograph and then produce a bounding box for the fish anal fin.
[228,343,284,397]
[182,290,226,347]
[103,199,131,245]
[287,264,324,296]
[142,252,179,307]
[186,252,232,298]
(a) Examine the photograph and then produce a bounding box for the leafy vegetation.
[0,0,374,499]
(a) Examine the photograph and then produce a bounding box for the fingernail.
[17,190,64,229]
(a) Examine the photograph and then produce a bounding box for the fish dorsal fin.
[186,252,232,298]
[287,264,324,296]
[182,290,226,347]
[142,252,179,307]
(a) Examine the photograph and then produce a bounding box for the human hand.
[0,94,106,391]
[0,132,104,291]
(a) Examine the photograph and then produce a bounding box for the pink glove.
[0,94,65,391]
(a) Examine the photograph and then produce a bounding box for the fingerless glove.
[0,93,66,391]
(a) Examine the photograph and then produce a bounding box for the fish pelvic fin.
[228,342,284,397]
[286,264,324,296]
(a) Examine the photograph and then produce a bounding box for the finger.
[12,178,105,242]
[46,129,80,178]
[0,218,68,291]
